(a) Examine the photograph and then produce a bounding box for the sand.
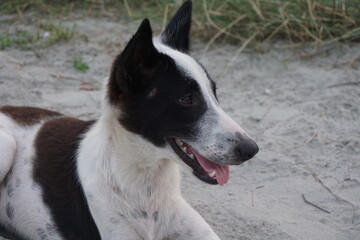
[0,13,359,240]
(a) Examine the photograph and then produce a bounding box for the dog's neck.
[78,103,181,202]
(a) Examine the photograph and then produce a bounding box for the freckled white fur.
[0,114,63,239]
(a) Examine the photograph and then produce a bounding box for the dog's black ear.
[109,19,162,99]
[161,0,192,53]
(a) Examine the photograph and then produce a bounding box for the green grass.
[0,35,13,50]
[0,21,74,50]
[37,21,75,47]
[0,30,37,50]
[73,55,89,72]
[1,0,359,49]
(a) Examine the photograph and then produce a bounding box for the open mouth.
[168,138,230,185]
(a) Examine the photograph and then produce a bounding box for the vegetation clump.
[1,0,359,49]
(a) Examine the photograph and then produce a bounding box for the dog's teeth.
[175,139,182,146]
[208,171,216,178]
[182,147,187,152]
[189,154,194,159]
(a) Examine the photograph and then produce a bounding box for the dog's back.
[0,106,99,239]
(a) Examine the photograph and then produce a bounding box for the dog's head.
[107,0,258,185]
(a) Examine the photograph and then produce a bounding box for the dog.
[0,1,258,239]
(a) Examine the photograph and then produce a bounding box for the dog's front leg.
[167,199,220,240]
[84,188,143,240]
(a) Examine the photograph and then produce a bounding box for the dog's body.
[0,1,258,239]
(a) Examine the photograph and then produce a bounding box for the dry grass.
[1,0,359,49]
[192,0,360,49]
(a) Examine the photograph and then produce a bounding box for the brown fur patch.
[33,117,99,239]
[0,106,63,126]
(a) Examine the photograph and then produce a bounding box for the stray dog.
[0,1,258,239]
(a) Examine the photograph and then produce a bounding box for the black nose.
[235,134,259,162]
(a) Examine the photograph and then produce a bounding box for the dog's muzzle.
[168,132,259,186]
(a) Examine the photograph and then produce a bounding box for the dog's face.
[107,1,258,185]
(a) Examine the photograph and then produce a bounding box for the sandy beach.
[0,13,359,239]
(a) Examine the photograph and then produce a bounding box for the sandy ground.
[0,13,360,240]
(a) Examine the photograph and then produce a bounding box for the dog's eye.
[179,95,192,105]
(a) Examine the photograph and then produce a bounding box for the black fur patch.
[33,117,100,240]
[108,19,208,147]
[113,63,208,146]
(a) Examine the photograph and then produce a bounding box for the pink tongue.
[190,148,230,186]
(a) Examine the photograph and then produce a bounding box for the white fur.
[0,114,63,239]
[0,118,16,183]
[77,94,220,239]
